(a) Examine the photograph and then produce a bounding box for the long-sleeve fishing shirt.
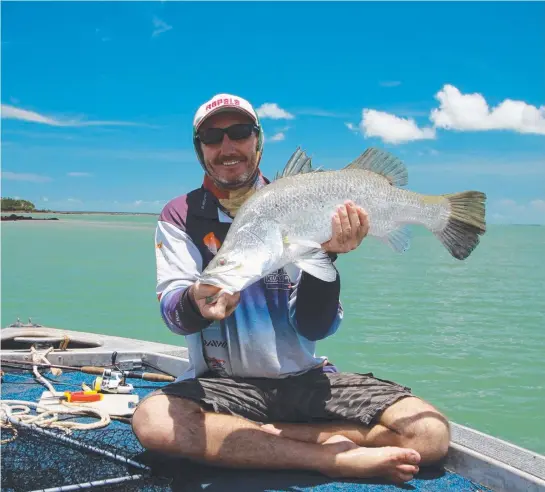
[155,184,343,381]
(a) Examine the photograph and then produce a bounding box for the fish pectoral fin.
[378,225,412,253]
[294,250,337,282]
[343,147,408,187]
[283,236,322,249]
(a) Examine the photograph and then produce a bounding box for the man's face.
[198,112,259,189]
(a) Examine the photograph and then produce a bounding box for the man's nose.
[220,132,236,152]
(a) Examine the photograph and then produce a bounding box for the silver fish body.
[199,147,486,294]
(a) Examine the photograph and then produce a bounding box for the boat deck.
[2,323,544,491]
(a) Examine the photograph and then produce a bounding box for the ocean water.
[2,214,544,454]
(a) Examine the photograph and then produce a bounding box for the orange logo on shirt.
[156,241,163,249]
[203,232,221,255]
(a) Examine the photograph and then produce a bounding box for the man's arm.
[156,220,213,335]
[290,202,369,341]
[291,263,343,341]
[156,220,241,334]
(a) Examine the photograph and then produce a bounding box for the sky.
[1,1,544,224]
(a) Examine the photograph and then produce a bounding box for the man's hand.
[321,201,369,254]
[189,282,241,321]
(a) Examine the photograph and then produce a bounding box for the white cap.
[193,93,259,131]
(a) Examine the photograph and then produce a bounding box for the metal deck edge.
[446,442,545,492]
[1,325,188,355]
[450,422,545,481]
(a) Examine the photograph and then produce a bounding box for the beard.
[205,153,259,190]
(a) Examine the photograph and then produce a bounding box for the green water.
[2,215,544,454]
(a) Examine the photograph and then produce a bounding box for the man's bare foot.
[324,445,421,483]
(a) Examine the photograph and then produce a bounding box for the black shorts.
[146,368,413,427]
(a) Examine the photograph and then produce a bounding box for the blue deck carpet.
[1,370,489,491]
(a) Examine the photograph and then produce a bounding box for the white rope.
[31,346,59,394]
[1,347,112,441]
[1,400,111,435]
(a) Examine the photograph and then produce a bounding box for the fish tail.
[434,191,486,260]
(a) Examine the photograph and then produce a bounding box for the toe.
[397,472,415,483]
[397,464,419,475]
[403,449,421,464]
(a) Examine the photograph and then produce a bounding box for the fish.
[198,147,486,294]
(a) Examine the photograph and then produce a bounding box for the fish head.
[199,223,282,293]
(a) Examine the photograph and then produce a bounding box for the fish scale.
[251,170,447,243]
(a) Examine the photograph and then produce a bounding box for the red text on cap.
[206,98,241,112]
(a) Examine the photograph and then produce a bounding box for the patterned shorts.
[148,368,413,427]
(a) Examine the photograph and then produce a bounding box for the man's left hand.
[321,201,369,254]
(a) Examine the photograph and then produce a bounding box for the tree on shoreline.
[1,197,36,212]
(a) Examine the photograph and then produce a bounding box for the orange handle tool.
[63,391,103,403]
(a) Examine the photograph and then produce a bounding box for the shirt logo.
[264,271,291,290]
[205,356,228,377]
[203,232,221,255]
[204,339,227,348]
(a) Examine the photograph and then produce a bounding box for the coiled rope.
[1,346,111,444]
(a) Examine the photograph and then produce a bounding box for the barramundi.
[198,147,486,294]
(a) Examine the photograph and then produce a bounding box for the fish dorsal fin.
[274,147,316,180]
[343,147,408,187]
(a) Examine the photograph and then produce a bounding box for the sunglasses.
[197,123,260,145]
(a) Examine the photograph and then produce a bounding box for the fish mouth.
[197,274,237,294]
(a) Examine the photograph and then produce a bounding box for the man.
[132,93,450,483]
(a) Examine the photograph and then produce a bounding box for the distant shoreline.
[1,210,159,216]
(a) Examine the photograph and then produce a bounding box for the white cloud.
[355,84,545,144]
[345,122,358,133]
[152,17,172,37]
[2,171,52,183]
[67,172,92,177]
[380,81,402,87]
[130,199,167,208]
[430,84,545,135]
[268,132,285,142]
[2,104,62,126]
[490,198,545,224]
[256,103,294,120]
[530,199,545,211]
[361,109,436,144]
[1,104,152,128]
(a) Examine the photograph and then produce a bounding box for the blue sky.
[1,1,544,224]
